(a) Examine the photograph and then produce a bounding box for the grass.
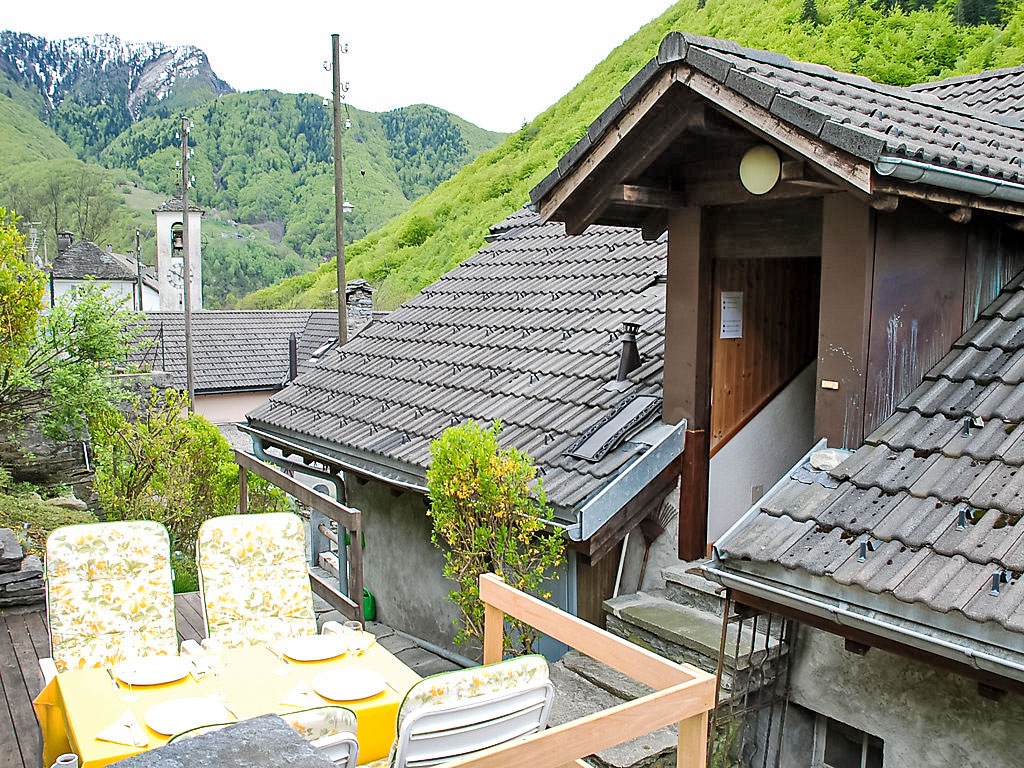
[0,490,96,557]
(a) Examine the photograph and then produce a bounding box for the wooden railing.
[448,573,716,768]
[234,449,364,620]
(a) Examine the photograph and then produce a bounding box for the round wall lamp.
[739,144,782,195]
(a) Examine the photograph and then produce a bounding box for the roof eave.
[702,560,1024,688]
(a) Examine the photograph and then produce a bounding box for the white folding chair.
[196,512,317,648]
[42,520,178,678]
[281,706,359,768]
[389,655,553,768]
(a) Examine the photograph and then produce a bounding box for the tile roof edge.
[909,64,1024,91]
[703,559,1024,679]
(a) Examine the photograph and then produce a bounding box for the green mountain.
[101,93,505,260]
[238,0,1024,311]
[0,32,505,308]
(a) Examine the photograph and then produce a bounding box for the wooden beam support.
[780,160,844,191]
[610,184,688,209]
[538,67,681,224]
[874,178,1024,218]
[948,206,973,224]
[680,68,873,195]
[683,179,828,208]
[562,92,705,235]
[869,195,899,212]
[678,430,710,560]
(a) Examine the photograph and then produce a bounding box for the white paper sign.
[720,291,743,339]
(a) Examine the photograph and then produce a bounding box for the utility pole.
[181,116,195,411]
[331,33,348,346]
[135,229,143,312]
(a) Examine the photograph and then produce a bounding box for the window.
[813,715,883,768]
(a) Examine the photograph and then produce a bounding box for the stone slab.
[0,528,22,567]
[0,555,41,585]
[547,662,677,768]
[395,646,459,677]
[559,650,653,701]
[112,714,334,768]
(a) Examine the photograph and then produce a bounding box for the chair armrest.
[39,657,58,685]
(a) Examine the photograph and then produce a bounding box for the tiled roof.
[129,311,338,393]
[50,241,138,281]
[911,66,1024,126]
[532,33,1024,206]
[247,209,667,510]
[716,273,1024,639]
[152,197,204,213]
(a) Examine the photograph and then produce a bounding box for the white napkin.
[280,681,322,708]
[189,658,213,681]
[180,640,204,657]
[321,621,344,636]
[95,711,148,748]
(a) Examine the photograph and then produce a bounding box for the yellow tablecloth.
[34,639,421,768]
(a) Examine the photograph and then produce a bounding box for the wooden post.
[678,711,709,768]
[482,576,505,665]
[238,467,248,515]
[663,206,712,560]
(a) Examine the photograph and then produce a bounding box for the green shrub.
[0,488,96,556]
[427,420,564,653]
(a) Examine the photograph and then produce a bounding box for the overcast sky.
[4,1,673,133]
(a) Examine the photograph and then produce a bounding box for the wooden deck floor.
[0,594,205,768]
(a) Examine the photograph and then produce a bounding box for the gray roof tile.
[720,270,1024,642]
[247,209,667,510]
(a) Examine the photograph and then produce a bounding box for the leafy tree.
[427,420,564,653]
[92,388,289,551]
[0,209,140,440]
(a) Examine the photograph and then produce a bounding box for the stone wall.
[0,528,44,607]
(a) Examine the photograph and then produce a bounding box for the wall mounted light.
[739,144,782,195]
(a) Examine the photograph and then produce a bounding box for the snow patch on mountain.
[0,30,233,117]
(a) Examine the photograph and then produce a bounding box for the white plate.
[114,657,192,686]
[144,697,234,735]
[278,634,350,662]
[312,668,387,701]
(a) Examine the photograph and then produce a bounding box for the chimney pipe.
[616,322,641,382]
[57,232,73,254]
[288,332,298,381]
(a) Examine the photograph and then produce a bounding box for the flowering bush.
[427,420,564,653]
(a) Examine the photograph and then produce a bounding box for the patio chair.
[281,706,359,767]
[196,512,317,648]
[42,520,178,678]
[383,655,554,768]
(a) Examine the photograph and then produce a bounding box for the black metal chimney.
[288,332,298,381]
[616,322,641,381]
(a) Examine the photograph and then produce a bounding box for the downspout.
[874,156,1024,203]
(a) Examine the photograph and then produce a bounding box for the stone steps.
[0,528,43,607]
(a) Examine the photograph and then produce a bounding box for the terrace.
[0,450,716,768]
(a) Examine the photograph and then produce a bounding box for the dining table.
[33,635,421,768]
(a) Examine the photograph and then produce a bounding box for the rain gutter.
[701,563,1024,685]
[567,418,687,541]
[874,155,1024,203]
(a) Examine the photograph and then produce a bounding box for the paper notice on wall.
[720,291,743,339]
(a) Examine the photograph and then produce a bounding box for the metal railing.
[234,449,363,620]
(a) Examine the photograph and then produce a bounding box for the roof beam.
[609,184,688,209]
[560,91,705,235]
[680,67,873,195]
[874,178,1024,218]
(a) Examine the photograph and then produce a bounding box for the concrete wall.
[786,626,1024,768]
[142,284,160,312]
[52,279,138,309]
[620,363,816,591]
[342,475,465,655]
[196,390,274,424]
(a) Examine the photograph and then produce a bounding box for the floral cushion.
[280,706,357,742]
[197,513,316,648]
[46,521,177,673]
[397,655,549,730]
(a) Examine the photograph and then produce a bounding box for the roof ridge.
[910,64,1024,91]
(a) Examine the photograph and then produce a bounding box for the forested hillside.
[101,94,504,259]
[239,0,1024,310]
[0,31,505,307]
